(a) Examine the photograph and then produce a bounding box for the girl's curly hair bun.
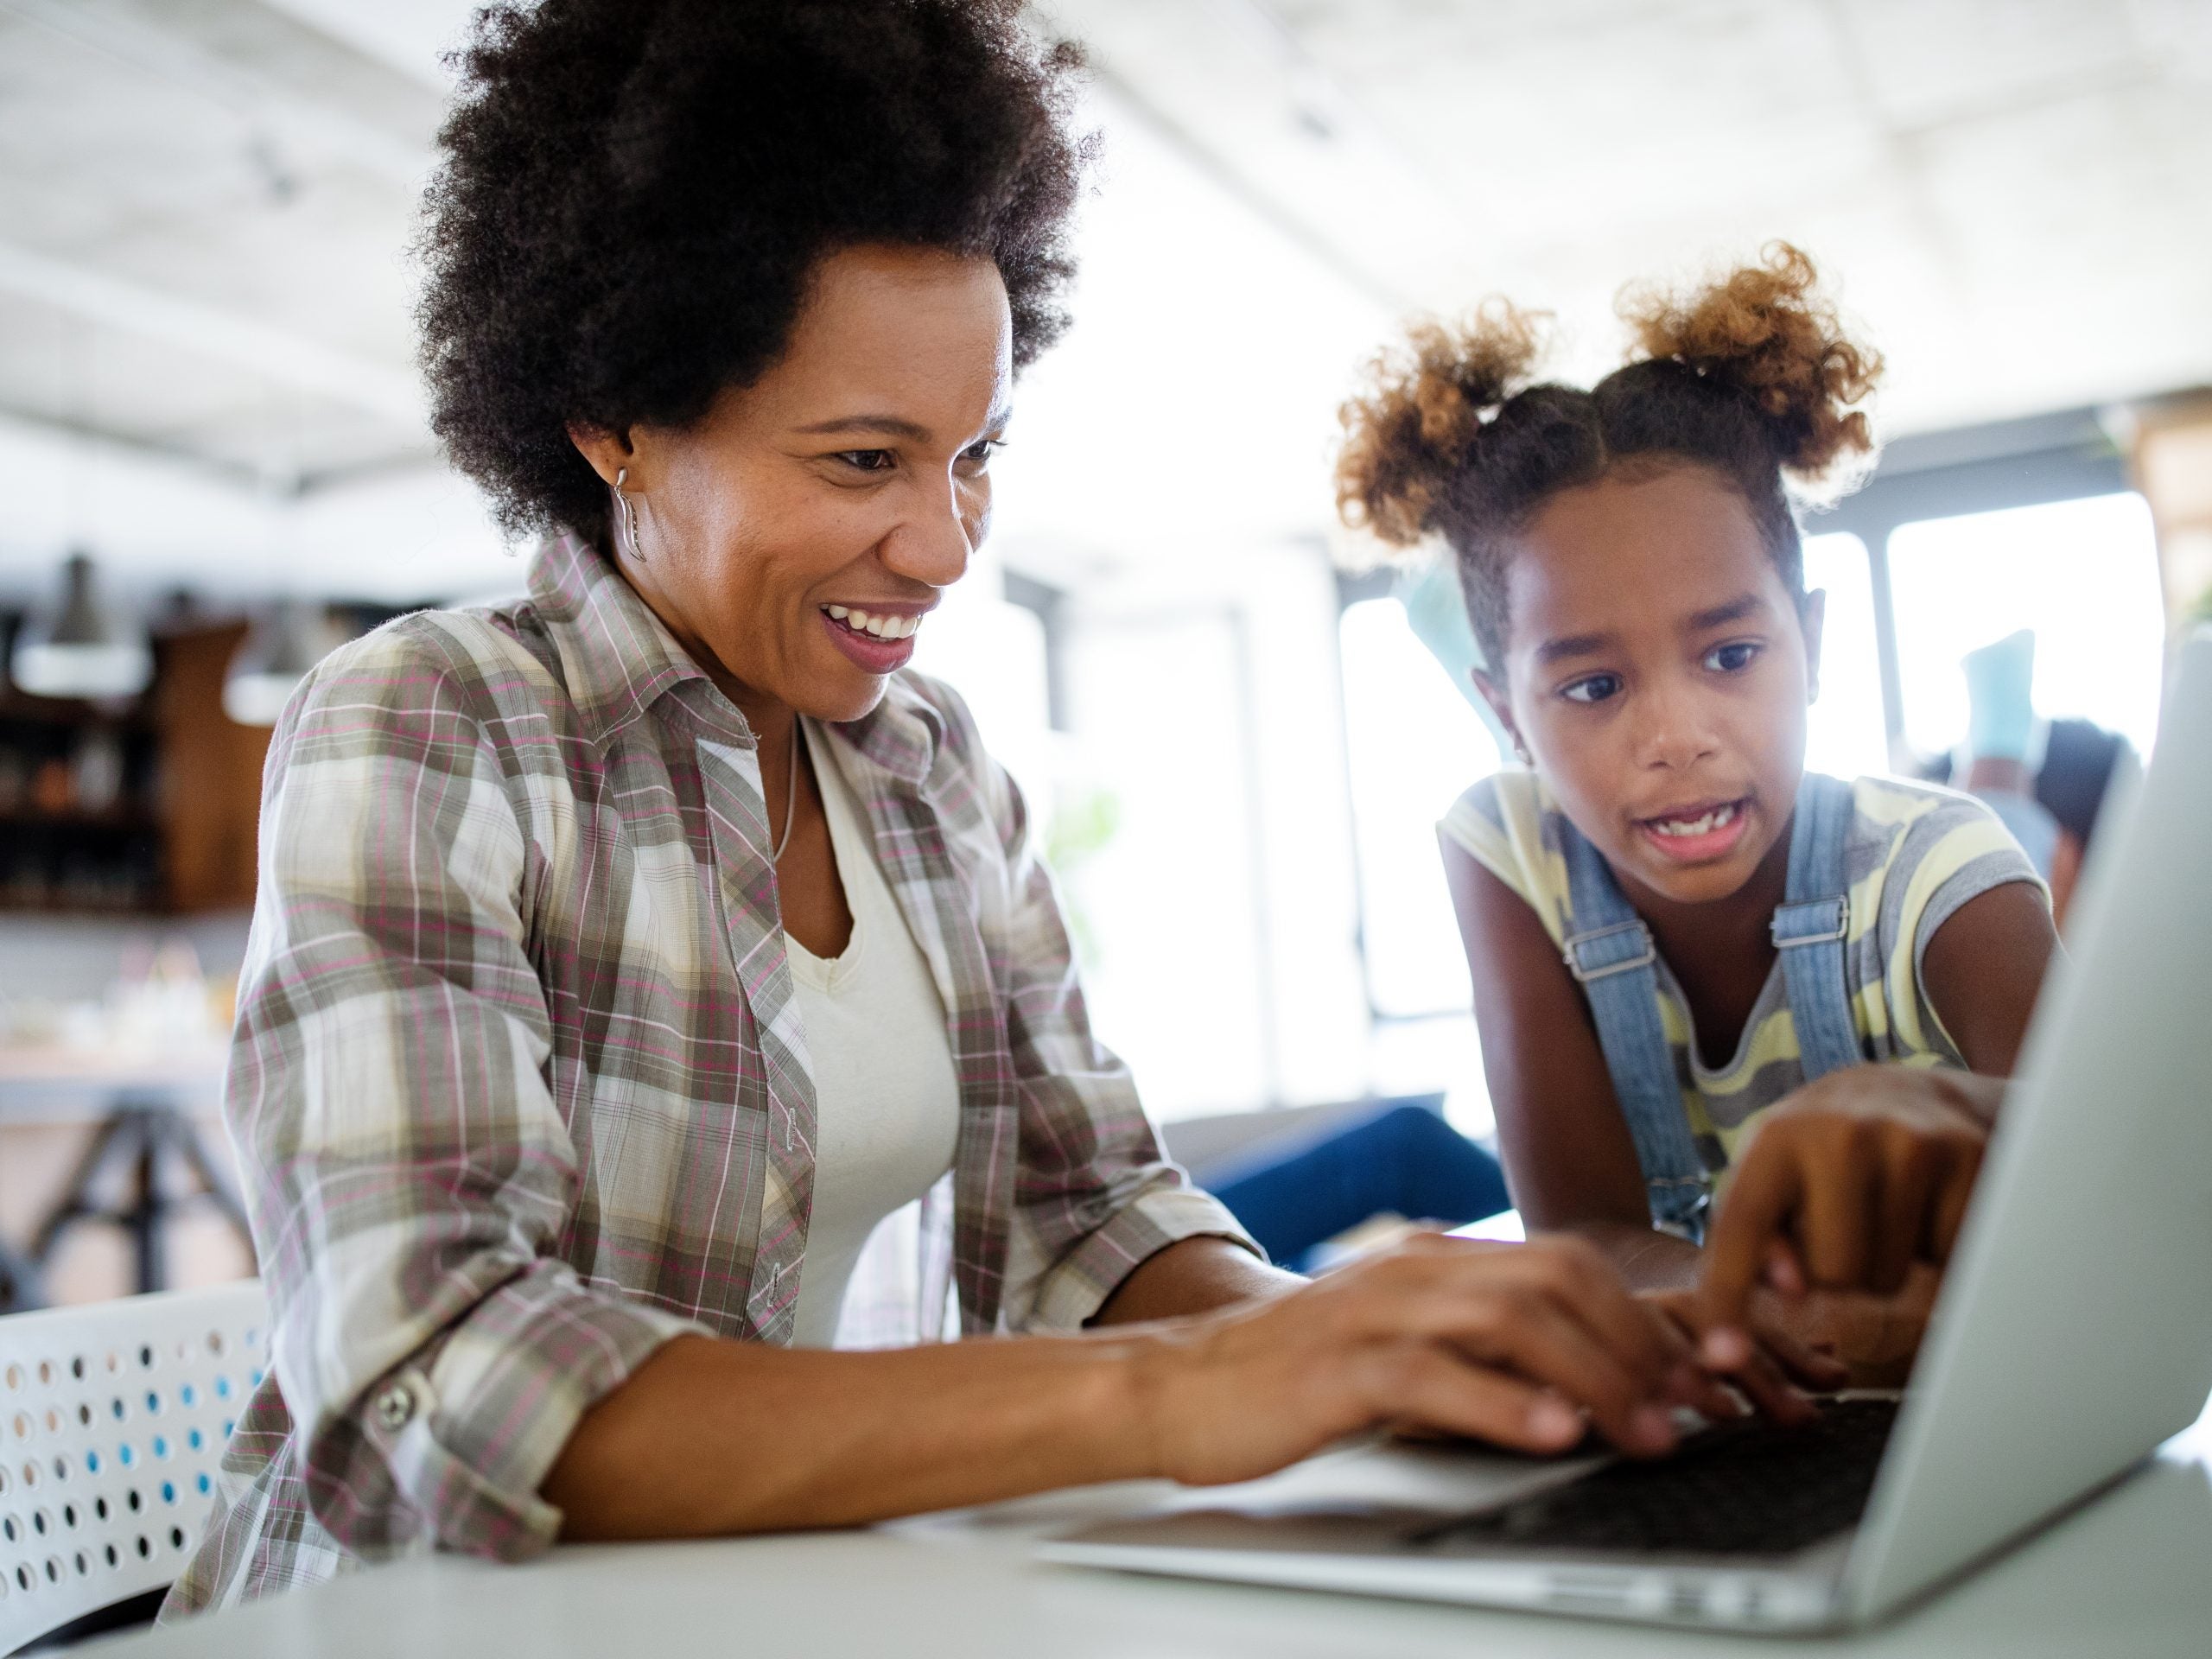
[1334,300,1548,548]
[1618,241,1882,491]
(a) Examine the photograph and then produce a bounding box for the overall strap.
[1557,821,1710,1235]
[1771,773,1864,1083]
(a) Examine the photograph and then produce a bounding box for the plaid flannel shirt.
[165,533,1252,1616]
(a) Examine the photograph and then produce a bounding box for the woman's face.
[575,244,1014,725]
[1477,464,1826,910]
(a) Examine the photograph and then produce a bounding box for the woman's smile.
[819,601,929,674]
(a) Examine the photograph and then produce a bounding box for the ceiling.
[0,0,2205,604]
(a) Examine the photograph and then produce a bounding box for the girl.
[1336,247,2060,1369]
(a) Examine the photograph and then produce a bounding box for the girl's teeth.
[1652,802,1738,837]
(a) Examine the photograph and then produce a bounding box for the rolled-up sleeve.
[964,720,1260,1333]
[231,626,699,1563]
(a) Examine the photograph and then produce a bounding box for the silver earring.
[613,466,644,562]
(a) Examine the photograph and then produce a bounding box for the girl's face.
[1476,464,1826,910]
[572,244,1013,726]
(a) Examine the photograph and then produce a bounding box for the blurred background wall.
[1,0,2208,1306]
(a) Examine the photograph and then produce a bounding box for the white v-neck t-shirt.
[783,723,963,1347]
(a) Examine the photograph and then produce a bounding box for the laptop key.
[1412,1396,1900,1558]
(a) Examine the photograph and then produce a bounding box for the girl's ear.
[1472,671,1532,765]
[1799,588,1828,705]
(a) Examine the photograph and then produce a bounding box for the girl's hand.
[1133,1232,1735,1488]
[1693,1066,1992,1370]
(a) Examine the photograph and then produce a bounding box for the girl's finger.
[1797,1128,1877,1288]
[1763,1236,1806,1295]
[1927,1143,1984,1262]
[1697,1148,1808,1335]
[1869,1141,1938,1294]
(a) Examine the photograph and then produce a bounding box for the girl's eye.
[1704,641,1761,673]
[836,449,897,473]
[958,437,1004,469]
[1560,673,1624,705]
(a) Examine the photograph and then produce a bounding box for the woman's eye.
[958,438,1003,469]
[836,449,897,473]
[1560,673,1623,705]
[1704,641,1760,673]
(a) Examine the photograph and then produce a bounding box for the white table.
[0,1045,226,1124]
[89,1408,2212,1657]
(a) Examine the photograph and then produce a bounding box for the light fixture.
[223,597,339,726]
[10,552,154,701]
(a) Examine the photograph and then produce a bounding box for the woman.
[167,0,1726,1616]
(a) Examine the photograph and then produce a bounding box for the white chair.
[0,1282,267,1655]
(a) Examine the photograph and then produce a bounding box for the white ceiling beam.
[0,239,425,427]
[0,0,436,188]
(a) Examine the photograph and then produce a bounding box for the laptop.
[1040,630,2212,1634]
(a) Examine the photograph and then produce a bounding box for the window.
[1801,532,1889,780]
[1888,493,2164,761]
[1338,595,1499,1023]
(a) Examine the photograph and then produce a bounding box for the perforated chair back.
[0,1281,267,1655]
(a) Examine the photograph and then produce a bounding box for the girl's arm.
[1918,880,2060,1077]
[1446,842,1837,1408]
[1444,839,1699,1288]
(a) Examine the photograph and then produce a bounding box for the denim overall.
[1557,774,1864,1240]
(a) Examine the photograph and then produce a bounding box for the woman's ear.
[1799,588,1828,705]
[1472,670,1532,765]
[567,423,639,489]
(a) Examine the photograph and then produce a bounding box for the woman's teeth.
[1648,801,1741,838]
[825,605,920,640]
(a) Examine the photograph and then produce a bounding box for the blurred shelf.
[0,623,267,915]
[0,807,160,831]
[0,694,156,732]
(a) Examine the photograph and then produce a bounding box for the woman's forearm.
[1090,1235,1300,1325]
[544,1327,1158,1540]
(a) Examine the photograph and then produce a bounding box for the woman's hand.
[1693,1066,1994,1370]
[1133,1232,1737,1489]
[1643,1287,1845,1423]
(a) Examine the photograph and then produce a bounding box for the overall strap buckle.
[1771,895,1848,949]
[1562,920,1656,983]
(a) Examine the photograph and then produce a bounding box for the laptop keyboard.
[1413,1396,1900,1558]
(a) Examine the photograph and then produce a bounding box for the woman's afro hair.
[417,0,1089,545]
[1334,243,1883,665]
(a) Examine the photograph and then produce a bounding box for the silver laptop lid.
[1842,631,2212,1620]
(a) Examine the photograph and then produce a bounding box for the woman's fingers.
[1511,1236,1700,1390]
[1719,1338,1821,1426]
[1364,1268,1675,1454]
[1359,1344,1586,1454]
[1744,1300,1851,1390]
[1370,1236,1694,1394]
[1642,1292,1770,1421]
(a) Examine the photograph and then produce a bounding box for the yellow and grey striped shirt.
[1441,771,2047,1174]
